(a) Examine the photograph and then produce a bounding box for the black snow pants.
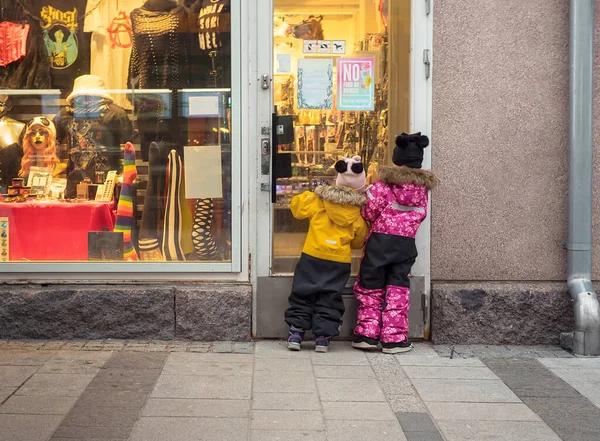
[284,253,351,337]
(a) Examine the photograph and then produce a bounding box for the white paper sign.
[297,58,333,110]
[333,40,346,54]
[184,146,223,199]
[303,40,317,53]
[188,95,220,117]
[277,54,292,73]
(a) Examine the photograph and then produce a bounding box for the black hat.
[392,132,430,169]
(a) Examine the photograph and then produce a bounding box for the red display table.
[0,201,116,262]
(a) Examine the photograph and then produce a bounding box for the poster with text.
[297,58,333,110]
[337,58,375,111]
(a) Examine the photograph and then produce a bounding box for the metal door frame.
[250,0,434,339]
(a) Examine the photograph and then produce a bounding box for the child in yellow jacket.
[285,156,369,352]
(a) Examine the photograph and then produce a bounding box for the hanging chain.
[14,0,106,25]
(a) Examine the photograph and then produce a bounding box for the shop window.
[0,0,236,266]
[272,0,410,274]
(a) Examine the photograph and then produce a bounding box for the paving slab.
[85,368,159,392]
[15,373,95,397]
[129,417,249,441]
[310,350,369,366]
[0,351,55,366]
[142,398,250,418]
[252,392,321,411]
[402,432,445,441]
[326,419,407,441]
[250,430,327,441]
[167,352,254,364]
[60,405,141,427]
[152,374,252,399]
[253,371,317,394]
[411,378,520,403]
[538,358,600,369]
[426,402,542,422]
[322,401,396,421]
[402,365,499,380]
[252,410,325,431]
[0,387,17,403]
[76,389,149,408]
[52,439,127,441]
[317,378,386,402]
[547,367,600,384]
[437,420,562,441]
[0,414,63,441]
[396,412,441,433]
[101,352,168,370]
[396,355,485,367]
[40,342,66,350]
[254,357,313,372]
[0,366,38,387]
[51,425,132,439]
[51,438,127,441]
[520,396,600,441]
[387,394,428,413]
[162,360,253,376]
[0,395,78,415]
[255,341,311,359]
[313,365,375,379]
[38,351,112,374]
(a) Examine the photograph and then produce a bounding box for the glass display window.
[0,0,241,271]
[271,0,411,275]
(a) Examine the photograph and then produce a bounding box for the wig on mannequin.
[19,117,60,178]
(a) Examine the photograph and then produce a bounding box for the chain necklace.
[14,0,106,25]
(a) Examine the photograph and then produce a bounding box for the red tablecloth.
[0,201,116,261]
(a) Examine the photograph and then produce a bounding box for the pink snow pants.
[353,233,417,343]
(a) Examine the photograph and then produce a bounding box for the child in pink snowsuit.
[352,133,438,354]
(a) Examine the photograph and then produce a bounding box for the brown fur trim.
[378,166,439,190]
[315,185,367,207]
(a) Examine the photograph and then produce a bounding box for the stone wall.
[0,284,252,341]
[431,283,574,345]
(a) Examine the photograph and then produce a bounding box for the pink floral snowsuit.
[354,166,438,343]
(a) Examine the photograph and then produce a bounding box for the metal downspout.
[568,0,600,356]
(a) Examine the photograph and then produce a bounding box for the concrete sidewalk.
[0,340,599,441]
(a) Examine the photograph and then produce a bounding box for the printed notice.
[336,58,375,111]
[297,58,333,110]
[188,95,220,117]
[184,146,223,199]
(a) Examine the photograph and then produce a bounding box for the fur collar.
[378,166,439,190]
[315,185,367,207]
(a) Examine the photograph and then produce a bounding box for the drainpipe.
[568,0,600,356]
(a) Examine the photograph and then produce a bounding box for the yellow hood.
[290,187,369,264]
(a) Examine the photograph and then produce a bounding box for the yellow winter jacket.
[290,186,369,264]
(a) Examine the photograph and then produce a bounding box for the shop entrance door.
[254,0,433,339]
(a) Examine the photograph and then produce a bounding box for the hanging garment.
[0,0,51,89]
[114,142,139,261]
[161,149,186,261]
[84,0,144,109]
[191,198,219,260]
[189,0,231,88]
[138,142,165,261]
[0,22,30,67]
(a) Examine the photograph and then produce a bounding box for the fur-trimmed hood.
[315,185,367,207]
[314,185,366,227]
[378,166,439,190]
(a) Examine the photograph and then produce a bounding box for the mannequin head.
[0,95,10,118]
[20,117,60,178]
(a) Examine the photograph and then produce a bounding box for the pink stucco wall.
[430,1,600,281]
